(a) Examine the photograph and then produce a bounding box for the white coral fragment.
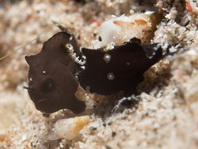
[92,12,155,49]
[48,116,90,140]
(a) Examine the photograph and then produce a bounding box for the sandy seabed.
[0,0,198,148]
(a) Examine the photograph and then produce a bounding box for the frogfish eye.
[42,78,55,93]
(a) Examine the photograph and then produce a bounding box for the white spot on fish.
[75,75,78,79]
[85,86,90,91]
[103,54,111,63]
[43,71,46,74]
[69,36,73,41]
[81,66,85,70]
[107,73,115,80]
[29,78,33,81]
[126,62,130,65]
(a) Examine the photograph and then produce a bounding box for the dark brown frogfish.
[25,31,164,114]
[25,32,86,114]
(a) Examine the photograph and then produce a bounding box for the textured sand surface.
[0,0,198,148]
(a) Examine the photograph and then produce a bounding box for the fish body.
[25,32,163,114]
